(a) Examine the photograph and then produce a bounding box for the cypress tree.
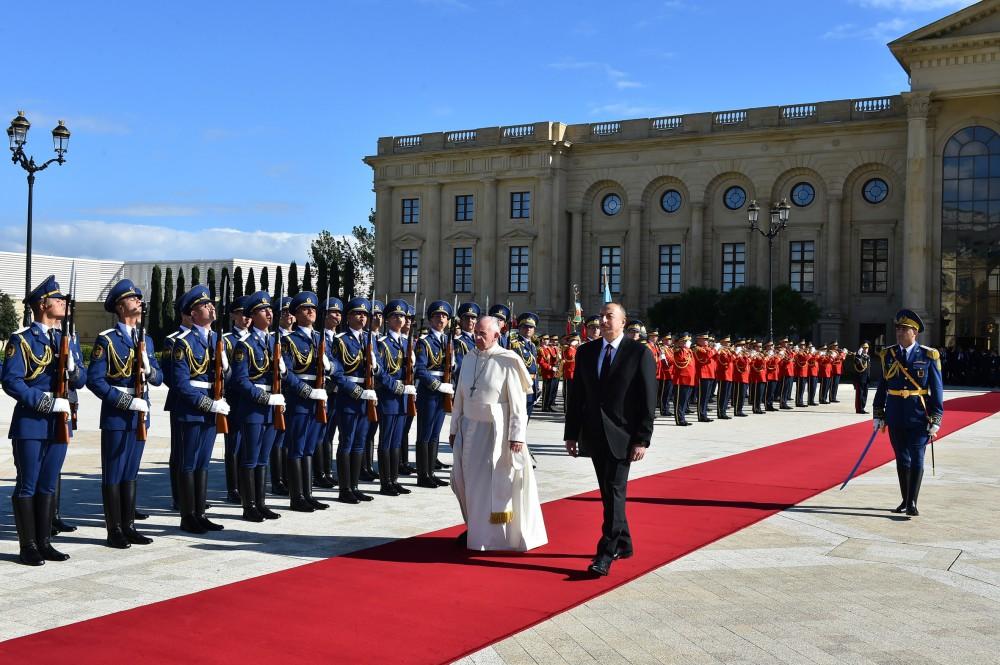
[302,262,314,293]
[149,265,163,344]
[191,265,201,287]
[246,267,256,294]
[330,259,341,300]
[317,261,328,302]
[343,257,356,300]
[175,268,186,315]
[274,265,284,300]
[207,267,217,300]
[288,261,300,297]
[233,266,244,299]
[163,267,175,331]
[260,266,269,293]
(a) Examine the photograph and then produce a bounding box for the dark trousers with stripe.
[674,385,693,425]
[716,381,732,418]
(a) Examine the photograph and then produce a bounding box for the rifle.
[68,266,79,430]
[442,315,454,414]
[363,291,378,423]
[314,282,330,424]
[404,291,417,418]
[213,274,230,435]
[135,301,148,442]
[53,267,72,444]
[271,282,286,432]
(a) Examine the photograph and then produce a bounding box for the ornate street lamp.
[8,111,71,324]
[748,197,791,342]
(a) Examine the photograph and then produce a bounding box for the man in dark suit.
[564,302,657,577]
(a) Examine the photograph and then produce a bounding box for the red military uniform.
[715,346,735,383]
[694,345,716,380]
[539,345,558,381]
[672,346,696,386]
[818,352,833,379]
[561,343,577,381]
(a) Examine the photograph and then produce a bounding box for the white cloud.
[854,0,977,11]
[0,220,315,264]
[548,58,644,91]
[588,102,679,118]
[824,17,913,40]
[616,80,644,90]
[82,201,300,218]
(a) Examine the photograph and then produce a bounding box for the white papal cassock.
[450,344,547,551]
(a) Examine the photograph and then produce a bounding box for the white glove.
[403,384,417,396]
[142,349,152,377]
[278,356,287,375]
[308,388,327,401]
[267,393,286,407]
[873,418,885,431]
[67,351,76,373]
[322,354,332,373]
[928,423,940,437]
[51,398,71,414]
[436,383,455,395]
[220,348,230,373]
[360,389,378,402]
[209,399,230,415]
[128,398,149,413]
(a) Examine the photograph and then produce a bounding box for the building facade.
[365,0,1000,350]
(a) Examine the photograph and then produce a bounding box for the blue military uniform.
[853,343,872,414]
[374,299,415,496]
[221,294,251,504]
[281,291,335,511]
[488,303,512,349]
[510,312,541,419]
[316,296,343,489]
[415,300,455,488]
[269,296,293,495]
[230,291,283,522]
[332,297,388,503]
[170,285,228,534]
[162,316,187,510]
[873,309,944,517]
[360,299,386,481]
[454,302,480,381]
[86,279,163,549]
[399,302,418,477]
[2,276,86,565]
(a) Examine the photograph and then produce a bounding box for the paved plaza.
[1,386,998,664]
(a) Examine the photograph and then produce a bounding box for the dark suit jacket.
[563,336,657,460]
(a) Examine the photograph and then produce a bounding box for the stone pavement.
[1,387,998,665]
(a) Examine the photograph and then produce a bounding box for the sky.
[0,0,979,265]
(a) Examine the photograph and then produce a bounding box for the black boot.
[35,493,70,561]
[415,442,436,488]
[302,456,328,510]
[337,450,359,504]
[254,466,280,519]
[270,446,288,496]
[390,448,410,494]
[133,478,148,521]
[891,465,909,513]
[103,484,132,547]
[399,439,415,476]
[121,480,153,544]
[50,477,76,535]
[179,472,207,534]
[324,440,339,487]
[378,449,399,496]
[351,452,374,502]
[360,438,377,481]
[430,439,448,487]
[287,457,315,511]
[239,466,263,522]
[224,452,241,504]
[12,496,44,565]
[169,455,180,511]
[906,466,923,516]
[316,441,335,488]
[195,469,224,531]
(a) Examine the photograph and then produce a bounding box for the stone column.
[374,185,392,298]
[550,160,568,316]
[627,204,642,308]
[424,183,442,297]
[537,174,554,313]
[480,178,497,303]
[690,203,704,288]
[825,195,842,313]
[569,209,583,299]
[902,92,932,316]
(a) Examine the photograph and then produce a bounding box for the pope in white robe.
[449,316,547,552]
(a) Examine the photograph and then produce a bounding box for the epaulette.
[177,329,191,339]
[167,331,180,339]
[13,326,29,335]
[920,345,940,360]
[99,328,115,336]
[336,331,347,338]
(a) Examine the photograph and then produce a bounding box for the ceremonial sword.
[839,427,880,490]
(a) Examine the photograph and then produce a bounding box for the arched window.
[941,125,1000,350]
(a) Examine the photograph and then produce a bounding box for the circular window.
[863,178,888,204]
[660,189,682,213]
[601,193,622,216]
[724,186,746,210]
[790,182,815,207]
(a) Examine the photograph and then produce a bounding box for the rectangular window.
[860,238,888,293]
[509,246,529,293]
[401,198,420,224]
[721,242,745,292]
[658,244,682,294]
[400,249,418,293]
[455,194,474,222]
[453,247,473,293]
[511,191,531,219]
[789,240,815,293]
[599,246,622,294]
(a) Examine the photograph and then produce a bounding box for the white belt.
[345,376,364,384]
[113,386,137,396]
[428,370,444,377]
[253,383,272,393]
[297,373,317,381]
[190,380,212,389]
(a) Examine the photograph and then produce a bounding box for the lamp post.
[8,111,71,325]
[747,198,790,343]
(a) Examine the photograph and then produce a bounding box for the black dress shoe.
[906,505,919,516]
[612,549,633,560]
[736,413,748,417]
[588,559,611,576]
[858,410,869,414]
[225,492,241,505]
[434,459,451,470]
[698,417,713,423]
[378,486,400,497]
[107,527,133,548]
[718,415,732,420]
[398,465,414,477]
[678,421,692,426]
[432,476,449,487]
[416,478,439,489]
[393,482,412,495]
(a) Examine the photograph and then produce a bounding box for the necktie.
[48,329,57,350]
[600,343,613,379]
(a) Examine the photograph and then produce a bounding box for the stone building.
[365,0,1000,349]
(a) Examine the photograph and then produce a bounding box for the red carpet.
[4,392,999,665]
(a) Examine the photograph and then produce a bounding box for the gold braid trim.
[379,339,403,374]
[285,336,315,373]
[489,511,513,525]
[181,339,211,376]
[246,343,271,381]
[338,337,363,373]
[103,335,134,380]
[421,337,443,368]
[18,335,53,381]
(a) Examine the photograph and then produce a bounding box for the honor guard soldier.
[170,285,231,534]
[660,333,675,417]
[561,333,579,413]
[779,339,795,409]
[625,320,642,342]
[315,297,343,489]
[873,310,943,517]
[818,345,833,404]
[714,336,734,420]
[230,291,286,522]
[269,296,293,495]
[852,342,872,413]
[584,314,601,342]
[222,294,251,504]
[693,333,715,422]
[733,341,750,417]
[454,302,480,381]
[281,291,334,511]
[749,342,767,414]
[487,303,512,348]
[512,312,541,418]
[793,341,809,407]
[672,333,695,426]
[415,300,456,488]
[332,297,385,503]
[2,276,87,565]
[360,299,386,481]
[807,345,820,405]
[86,279,163,548]
[764,341,780,411]
[162,303,192,510]
[375,299,417,496]
[399,302,419,476]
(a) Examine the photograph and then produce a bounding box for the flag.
[602,267,612,304]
